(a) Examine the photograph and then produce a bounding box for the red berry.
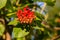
[16,6,36,24]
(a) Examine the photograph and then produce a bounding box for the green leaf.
[33,27,44,31]
[6,0,13,12]
[0,23,5,36]
[13,28,29,38]
[0,0,7,9]
[17,37,25,40]
[8,18,18,26]
[35,11,44,20]
[11,0,16,3]
[33,26,40,29]
[35,17,41,21]
[6,13,15,16]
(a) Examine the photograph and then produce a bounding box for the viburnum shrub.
[17,6,36,24]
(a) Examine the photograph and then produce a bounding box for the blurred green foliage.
[0,0,60,40]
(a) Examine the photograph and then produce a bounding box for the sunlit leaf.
[33,27,44,31]
[17,37,25,40]
[13,28,29,38]
[0,0,7,9]
[8,18,18,26]
[6,13,15,16]
[0,23,5,36]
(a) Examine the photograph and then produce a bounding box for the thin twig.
[40,3,46,14]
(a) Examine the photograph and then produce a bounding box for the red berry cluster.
[17,6,36,24]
